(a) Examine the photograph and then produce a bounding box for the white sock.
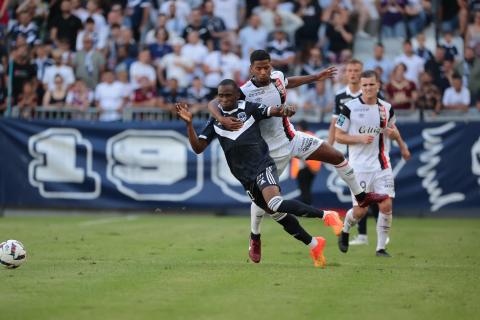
[250,202,265,235]
[357,234,368,241]
[308,237,318,249]
[343,208,358,233]
[335,160,364,196]
[376,212,392,251]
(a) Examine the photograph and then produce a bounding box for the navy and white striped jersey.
[199,100,275,187]
[333,86,362,119]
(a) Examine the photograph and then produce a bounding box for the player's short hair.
[250,50,271,64]
[346,59,363,67]
[218,79,239,90]
[360,70,378,81]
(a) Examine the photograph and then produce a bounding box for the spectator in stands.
[66,79,94,110]
[440,31,459,61]
[72,35,106,90]
[465,11,480,56]
[267,30,295,75]
[321,0,351,24]
[17,81,38,117]
[43,49,75,92]
[11,44,37,105]
[58,37,75,65]
[181,31,209,78]
[116,69,135,100]
[49,0,83,50]
[202,39,241,95]
[294,0,322,49]
[182,9,211,44]
[302,79,334,122]
[76,18,104,52]
[324,10,353,63]
[160,78,187,112]
[211,0,245,31]
[33,44,54,83]
[378,0,407,39]
[365,43,394,83]
[84,0,107,35]
[442,72,471,112]
[126,0,151,42]
[130,49,157,89]
[385,63,417,110]
[405,0,429,37]
[416,72,442,113]
[95,70,129,121]
[455,47,480,109]
[202,0,228,50]
[187,76,210,114]
[148,28,173,65]
[42,74,68,107]
[394,40,424,86]
[9,10,39,46]
[131,76,159,107]
[164,1,188,38]
[440,0,467,34]
[239,14,269,61]
[158,37,194,89]
[259,0,304,39]
[425,46,446,90]
[415,32,434,64]
[300,47,328,89]
[160,0,191,24]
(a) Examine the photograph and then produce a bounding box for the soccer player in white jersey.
[335,70,406,257]
[208,50,388,263]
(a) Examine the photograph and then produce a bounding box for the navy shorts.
[245,165,280,211]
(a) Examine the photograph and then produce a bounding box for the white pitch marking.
[79,215,139,227]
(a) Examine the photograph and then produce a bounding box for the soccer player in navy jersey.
[176,79,343,267]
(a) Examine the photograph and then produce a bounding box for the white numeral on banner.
[28,128,101,199]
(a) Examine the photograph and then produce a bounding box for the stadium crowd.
[0,0,479,121]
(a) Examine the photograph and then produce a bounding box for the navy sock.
[277,199,324,218]
[275,213,312,245]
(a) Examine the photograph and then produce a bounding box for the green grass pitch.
[0,215,479,320]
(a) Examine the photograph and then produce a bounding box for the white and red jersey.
[335,97,396,172]
[240,70,296,158]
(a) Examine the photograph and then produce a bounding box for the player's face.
[250,60,272,86]
[218,85,239,110]
[360,76,379,101]
[345,63,362,85]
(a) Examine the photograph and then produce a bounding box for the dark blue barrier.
[0,118,479,213]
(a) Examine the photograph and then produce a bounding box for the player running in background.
[208,50,387,264]
[176,79,343,267]
[329,60,410,247]
[335,70,408,257]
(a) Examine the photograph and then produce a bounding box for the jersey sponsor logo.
[247,90,266,97]
[358,126,381,135]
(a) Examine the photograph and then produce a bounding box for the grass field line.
[78,215,139,227]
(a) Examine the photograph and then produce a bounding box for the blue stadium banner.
[0,118,479,213]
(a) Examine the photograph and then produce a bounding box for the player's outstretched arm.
[286,66,337,89]
[335,128,374,145]
[207,98,243,131]
[176,103,209,154]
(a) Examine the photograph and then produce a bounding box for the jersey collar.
[346,86,362,97]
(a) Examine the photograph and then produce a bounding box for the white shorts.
[272,131,324,175]
[351,168,395,206]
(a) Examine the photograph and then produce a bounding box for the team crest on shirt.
[237,112,247,122]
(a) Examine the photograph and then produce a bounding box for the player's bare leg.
[306,143,388,207]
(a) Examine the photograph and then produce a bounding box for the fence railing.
[3,106,480,123]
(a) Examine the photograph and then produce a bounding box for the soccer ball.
[0,240,27,269]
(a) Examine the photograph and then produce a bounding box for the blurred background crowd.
[0,0,479,122]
